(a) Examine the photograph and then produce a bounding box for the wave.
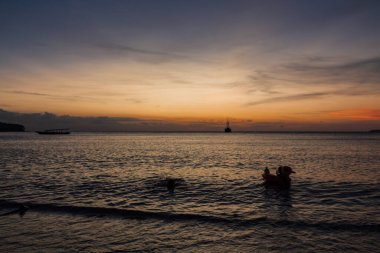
[0,200,236,223]
[0,200,378,233]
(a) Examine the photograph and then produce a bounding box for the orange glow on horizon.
[329,109,380,121]
[1,49,380,131]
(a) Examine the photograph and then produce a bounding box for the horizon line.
[16,130,379,134]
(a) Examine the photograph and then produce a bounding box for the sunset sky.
[1,0,379,131]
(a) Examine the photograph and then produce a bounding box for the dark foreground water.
[0,132,379,252]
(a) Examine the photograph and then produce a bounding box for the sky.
[0,0,380,131]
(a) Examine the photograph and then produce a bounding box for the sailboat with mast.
[224,120,232,133]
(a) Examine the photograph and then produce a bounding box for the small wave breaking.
[1,200,378,233]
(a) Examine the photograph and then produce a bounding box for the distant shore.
[0,122,25,132]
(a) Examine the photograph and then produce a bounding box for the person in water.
[263,166,295,188]
[262,167,270,178]
[166,178,176,192]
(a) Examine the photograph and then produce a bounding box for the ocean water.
[0,132,379,252]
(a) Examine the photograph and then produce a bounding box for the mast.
[224,119,232,132]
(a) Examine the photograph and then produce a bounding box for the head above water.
[166,178,176,192]
[277,166,296,176]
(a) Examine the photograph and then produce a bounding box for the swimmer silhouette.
[166,178,176,192]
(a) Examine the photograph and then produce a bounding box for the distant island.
[369,129,380,133]
[0,122,25,132]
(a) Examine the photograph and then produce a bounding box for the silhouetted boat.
[224,120,232,132]
[36,129,70,135]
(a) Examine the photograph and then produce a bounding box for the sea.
[0,132,379,252]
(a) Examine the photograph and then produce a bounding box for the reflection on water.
[0,132,379,252]
[261,187,293,224]
[262,188,293,207]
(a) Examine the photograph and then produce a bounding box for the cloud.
[125,98,142,104]
[0,109,225,132]
[284,56,380,87]
[2,90,100,102]
[264,56,380,83]
[0,109,142,131]
[246,84,379,106]
[6,91,52,96]
[97,43,182,57]
[96,42,211,63]
[246,92,328,106]
[245,56,380,100]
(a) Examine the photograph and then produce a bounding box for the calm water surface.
[0,132,379,252]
